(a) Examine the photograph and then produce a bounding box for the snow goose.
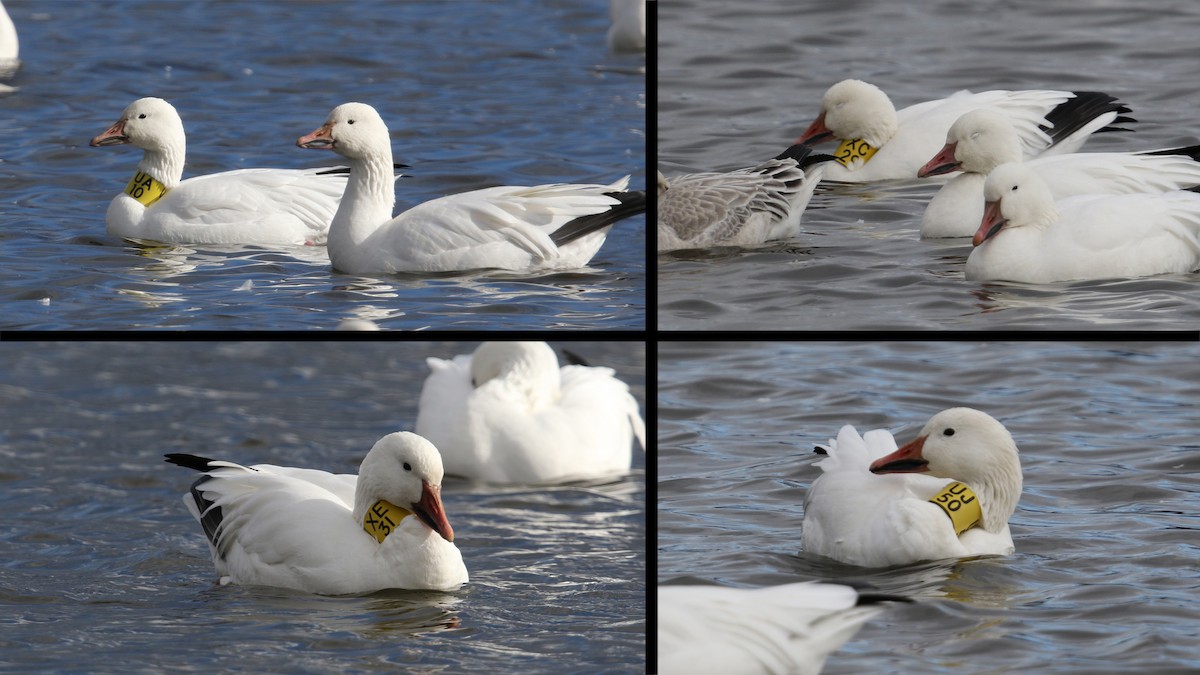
[296,102,646,274]
[657,144,834,251]
[0,0,18,78]
[91,97,351,246]
[918,109,1200,238]
[659,581,906,675]
[415,342,645,484]
[607,0,645,53]
[965,162,1200,283]
[164,431,468,595]
[801,408,1022,568]
[794,79,1133,182]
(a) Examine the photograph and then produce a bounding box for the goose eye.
[138,114,147,119]
[1011,185,1019,192]
[943,428,955,437]
[403,462,412,472]
[348,119,356,125]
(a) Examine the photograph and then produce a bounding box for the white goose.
[802,408,1022,568]
[91,97,350,246]
[794,79,1132,182]
[164,431,468,595]
[607,0,645,53]
[0,0,18,79]
[296,102,645,274]
[966,162,1200,283]
[415,341,645,484]
[659,581,904,675]
[918,109,1200,238]
[657,144,833,251]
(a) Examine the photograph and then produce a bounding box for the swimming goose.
[794,79,1132,182]
[918,109,1200,238]
[164,431,468,595]
[296,102,645,274]
[415,341,645,484]
[965,162,1200,283]
[91,97,349,245]
[657,144,833,251]
[802,408,1022,567]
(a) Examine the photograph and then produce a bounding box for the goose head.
[354,432,455,542]
[795,79,898,148]
[297,102,391,161]
[975,162,1058,246]
[469,341,561,408]
[920,109,1024,177]
[90,97,185,154]
[869,407,1022,531]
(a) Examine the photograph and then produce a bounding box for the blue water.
[0,341,646,671]
[0,1,645,330]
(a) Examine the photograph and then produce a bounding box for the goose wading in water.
[91,97,353,246]
[801,408,1022,567]
[415,341,645,484]
[658,580,909,675]
[965,162,1200,283]
[296,102,646,274]
[918,108,1200,238]
[794,79,1133,182]
[164,431,468,595]
[657,144,835,251]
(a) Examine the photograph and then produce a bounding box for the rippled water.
[658,0,1200,329]
[0,1,646,330]
[0,341,646,671]
[658,341,1200,673]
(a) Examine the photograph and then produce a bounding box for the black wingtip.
[550,189,647,248]
[1140,143,1200,162]
[773,143,838,169]
[1042,92,1135,147]
[813,445,828,455]
[164,453,218,472]
[856,592,914,605]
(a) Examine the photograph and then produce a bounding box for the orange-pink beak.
[974,200,1006,246]
[918,142,960,178]
[90,119,129,147]
[412,481,455,542]
[869,435,930,474]
[794,111,834,146]
[297,123,335,150]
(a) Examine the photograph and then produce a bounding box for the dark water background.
[0,0,645,330]
[658,341,1199,673]
[0,341,646,671]
[658,0,1200,330]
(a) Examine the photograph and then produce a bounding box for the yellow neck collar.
[833,138,879,168]
[124,170,169,207]
[363,499,412,543]
[929,481,982,536]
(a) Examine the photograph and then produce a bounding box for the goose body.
[657,145,832,251]
[802,408,1021,567]
[919,109,1200,238]
[297,102,645,274]
[91,98,347,245]
[415,342,645,484]
[795,79,1131,182]
[165,432,468,595]
[965,163,1200,283]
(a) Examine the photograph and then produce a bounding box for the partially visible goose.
[607,0,645,53]
[164,431,468,595]
[91,97,351,245]
[658,580,907,675]
[918,109,1200,238]
[801,408,1022,567]
[657,144,834,251]
[794,79,1133,182]
[415,341,645,484]
[297,102,646,274]
[0,0,18,79]
[966,162,1200,283]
